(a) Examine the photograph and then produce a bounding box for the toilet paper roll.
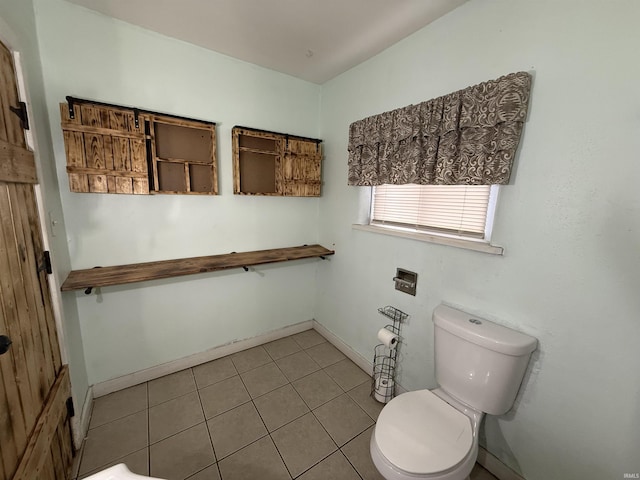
[374,374,395,403]
[377,327,399,349]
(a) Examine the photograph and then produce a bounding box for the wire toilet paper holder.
[371,305,407,404]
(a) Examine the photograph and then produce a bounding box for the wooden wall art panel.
[60,102,149,194]
[60,98,218,195]
[232,126,322,197]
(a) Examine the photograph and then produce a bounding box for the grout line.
[193,357,239,392]
[183,463,217,480]
[91,332,374,480]
[215,431,272,464]
[291,449,337,479]
[202,396,253,423]
[147,374,199,408]
[193,380,220,479]
[225,336,339,391]
[345,387,383,423]
[262,338,302,363]
[309,406,338,444]
[74,391,150,477]
[87,408,149,433]
[230,353,337,479]
[290,342,373,479]
[247,383,293,478]
[147,418,209,448]
[269,412,336,480]
[87,405,150,432]
[229,344,272,374]
[196,376,220,464]
[196,374,240,394]
[224,363,277,465]
[312,393,374,447]
[288,410,338,479]
[339,443,367,480]
[77,447,150,480]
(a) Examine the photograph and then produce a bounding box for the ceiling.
[65,0,467,84]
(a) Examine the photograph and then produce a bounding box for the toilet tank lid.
[433,305,537,356]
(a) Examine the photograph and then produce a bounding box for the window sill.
[352,224,504,255]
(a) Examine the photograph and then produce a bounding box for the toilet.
[371,304,537,480]
[83,464,164,480]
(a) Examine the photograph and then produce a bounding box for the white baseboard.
[71,384,93,448]
[92,320,313,398]
[312,321,373,374]
[311,320,407,395]
[477,447,525,480]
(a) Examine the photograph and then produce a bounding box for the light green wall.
[33,0,322,384]
[0,0,89,415]
[316,0,640,478]
[16,0,640,476]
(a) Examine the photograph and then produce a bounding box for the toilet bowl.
[370,389,482,480]
[370,305,537,480]
[83,464,164,480]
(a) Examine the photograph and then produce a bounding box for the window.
[370,184,499,242]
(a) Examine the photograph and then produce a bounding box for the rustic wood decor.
[60,102,149,194]
[0,137,37,184]
[232,126,322,196]
[61,244,334,292]
[12,366,71,480]
[1,39,73,480]
[60,97,217,195]
[150,115,217,194]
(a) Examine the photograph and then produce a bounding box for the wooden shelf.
[61,244,335,292]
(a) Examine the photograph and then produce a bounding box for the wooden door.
[0,40,73,480]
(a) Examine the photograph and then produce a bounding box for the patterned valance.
[347,72,532,186]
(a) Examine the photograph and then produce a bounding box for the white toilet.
[371,304,537,480]
[83,464,164,480]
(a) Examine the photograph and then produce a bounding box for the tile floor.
[72,329,497,480]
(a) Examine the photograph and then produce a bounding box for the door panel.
[0,40,73,480]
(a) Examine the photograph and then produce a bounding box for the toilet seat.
[375,390,473,475]
[82,464,163,479]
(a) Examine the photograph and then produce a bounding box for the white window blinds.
[371,184,494,239]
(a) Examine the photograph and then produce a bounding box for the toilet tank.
[433,305,537,415]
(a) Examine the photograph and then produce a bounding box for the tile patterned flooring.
[72,329,497,480]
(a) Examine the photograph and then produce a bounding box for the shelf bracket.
[83,266,102,294]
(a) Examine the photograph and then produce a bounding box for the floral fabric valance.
[347,72,532,186]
